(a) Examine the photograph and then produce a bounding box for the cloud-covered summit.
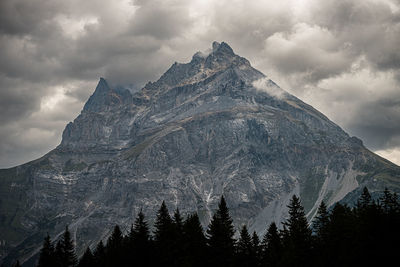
[0,0,400,167]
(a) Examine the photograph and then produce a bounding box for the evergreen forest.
[28,187,400,267]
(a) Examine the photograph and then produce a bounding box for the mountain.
[1,41,399,265]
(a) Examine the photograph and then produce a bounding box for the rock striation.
[1,41,399,265]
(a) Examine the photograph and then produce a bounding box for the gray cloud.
[1,0,400,167]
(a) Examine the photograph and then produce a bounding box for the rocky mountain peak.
[83,78,132,113]
[152,41,251,91]
[1,41,400,266]
[212,41,234,55]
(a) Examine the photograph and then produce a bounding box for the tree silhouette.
[77,247,94,267]
[313,201,329,243]
[182,213,207,267]
[261,222,281,267]
[236,225,256,267]
[281,195,312,267]
[93,240,106,267]
[251,231,261,266]
[357,187,372,210]
[55,226,77,267]
[312,201,330,266]
[105,225,124,266]
[37,234,56,267]
[153,201,174,266]
[128,209,152,266]
[32,188,400,267]
[206,196,235,266]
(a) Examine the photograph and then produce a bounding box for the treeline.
[33,187,399,267]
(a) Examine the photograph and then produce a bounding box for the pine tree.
[182,213,207,267]
[380,188,400,214]
[153,201,174,266]
[173,208,184,232]
[357,187,372,210]
[206,196,236,267]
[251,231,261,266]
[37,234,56,267]
[154,201,173,242]
[313,201,330,266]
[379,188,400,266]
[172,208,184,266]
[106,225,124,250]
[313,201,330,242]
[355,187,382,267]
[55,226,77,267]
[105,225,124,266]
[130,209,151,244]
[77,247,95,267]
[236,225,255,267]
[281,195,312,267]
[93,240,106,267]
[261,222,281,267]
[327,203,356,267]
[128,209,152,266]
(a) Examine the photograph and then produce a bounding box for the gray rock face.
[1,41,400,265]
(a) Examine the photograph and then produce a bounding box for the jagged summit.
[212,41,234,55]
[1,41,399,266]
[147,41,252,94]
[83,77,132,113]
[192,41,235,60]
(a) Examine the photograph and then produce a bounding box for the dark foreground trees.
[36,188,400,267]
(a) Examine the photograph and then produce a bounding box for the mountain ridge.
[1,41,399,266]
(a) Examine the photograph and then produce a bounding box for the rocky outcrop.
[1,42,399,266]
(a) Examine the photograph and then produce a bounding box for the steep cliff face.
[1,42,399,265]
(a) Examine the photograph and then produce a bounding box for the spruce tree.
[173,208,184,232]
[313,201,330,242]
[313,201,330,266]
[55,226,77,267]
[380,188,400,214]
[130,209,151,243]
[206,196,235,267]
[93,240,106,267]
[379,188,400,266]
[251,231,261,266]
[357,187,372,210]
[261,222,281,267]
[106,225,124,250]
[236,225,255,267]
[37,234,56,267]
[105,225,124,266]
[172,208,184,266]
[281,195,312,267]
[355,187,382,267]
[153,201,174,266]
[182,213,207,267]
[128,209,152,266]
[154,201,173,242]
[77,247,95,267]
[327,203,356,266]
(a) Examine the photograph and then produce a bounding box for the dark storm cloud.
[0,0,64,35]
[349,90,400,150]
[0,76,42,123]
[309,0,400,73]
[130,0,193,39]
[1,0,400,167]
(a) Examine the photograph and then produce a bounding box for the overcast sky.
[1,0,400,168]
